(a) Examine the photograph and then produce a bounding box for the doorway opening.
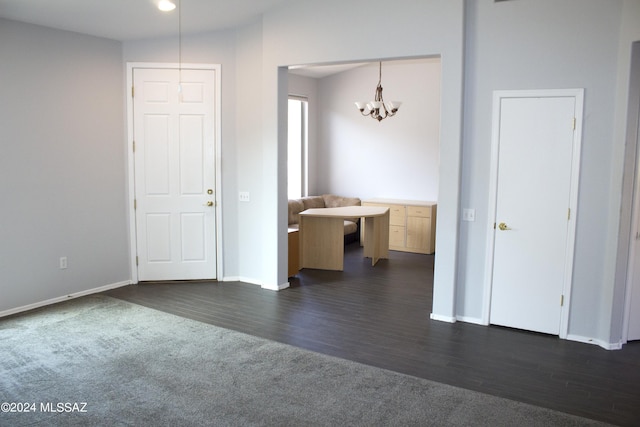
[285,56,442,300]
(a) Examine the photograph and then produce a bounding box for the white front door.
[489,92,581,335]
[133,67,217,281]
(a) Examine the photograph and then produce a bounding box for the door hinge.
[572,117,577,130]
[135,256,139,266]
[567,208,571,220]
[132,140,136,153]
[493,222,496,229]
[131,86,135,98]
[134,199,137,210]
[560,295,564,306]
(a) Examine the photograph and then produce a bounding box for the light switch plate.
[462,208,476,222]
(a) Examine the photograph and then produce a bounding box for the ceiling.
[0,1,436,79]
[0,0,289,41]
[288,63,369,79]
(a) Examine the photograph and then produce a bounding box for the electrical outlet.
[59,257,68,269]
[462,208,476,222]
[239,191,250,202]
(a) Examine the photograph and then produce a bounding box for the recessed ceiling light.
[158,0,176,12]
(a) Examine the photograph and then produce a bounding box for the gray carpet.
[0,295,610,426]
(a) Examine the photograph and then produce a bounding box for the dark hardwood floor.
[104,243,640,426]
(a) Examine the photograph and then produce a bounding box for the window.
[288,97,308,199]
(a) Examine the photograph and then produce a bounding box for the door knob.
[206,201,214,207]
[207,189,213,195]
[498,222,511,231]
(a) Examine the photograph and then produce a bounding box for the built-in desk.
[299,206,390,271]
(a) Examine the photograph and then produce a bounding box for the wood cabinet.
[288,228,300,277]
[362,199,437,254]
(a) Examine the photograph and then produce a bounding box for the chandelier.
[354,62,402,122]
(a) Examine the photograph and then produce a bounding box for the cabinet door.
[406,216,430,253]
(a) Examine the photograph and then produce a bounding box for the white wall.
[0,19,128,313]
[315,59,441,201]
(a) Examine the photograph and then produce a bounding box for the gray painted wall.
[122,30,241,280]
[315,59,441,201]
[289,59,441,202]
[459,0,625,346]
[0,19,127,312]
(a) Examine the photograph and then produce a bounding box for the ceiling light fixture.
[354,62,401,122]
[158,0,176,12]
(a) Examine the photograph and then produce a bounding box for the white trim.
[566,334,623,351]
[0,281,132,319]
[430,313,456,323]
[222,276,290,291]
[624,155,640,343]
[234,276,262,286]
[623,44,640,344]
[483,89,584,339]
[125,62,223,283]
[456,315,485,325]
[261,282,291,291]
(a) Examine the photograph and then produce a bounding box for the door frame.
[126,62,223,283]
[623,42,640,344]
[482,89,584,338]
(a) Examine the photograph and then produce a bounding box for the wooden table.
[299,206,390,271]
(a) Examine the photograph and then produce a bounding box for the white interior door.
[133,67,217,281]
[490,94,579,335]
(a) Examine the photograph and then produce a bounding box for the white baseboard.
[566,334,623,350]
[456,315,486,325]
[223,276,289,291]
[232,276,262,286]
[430,313,457,323]
[261,282,290,291]
[0,280,132,319]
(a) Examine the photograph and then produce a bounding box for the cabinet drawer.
[365,202,405,225]
[389,225,405,247]
[407,205,431,218]
[388,205,406,225]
